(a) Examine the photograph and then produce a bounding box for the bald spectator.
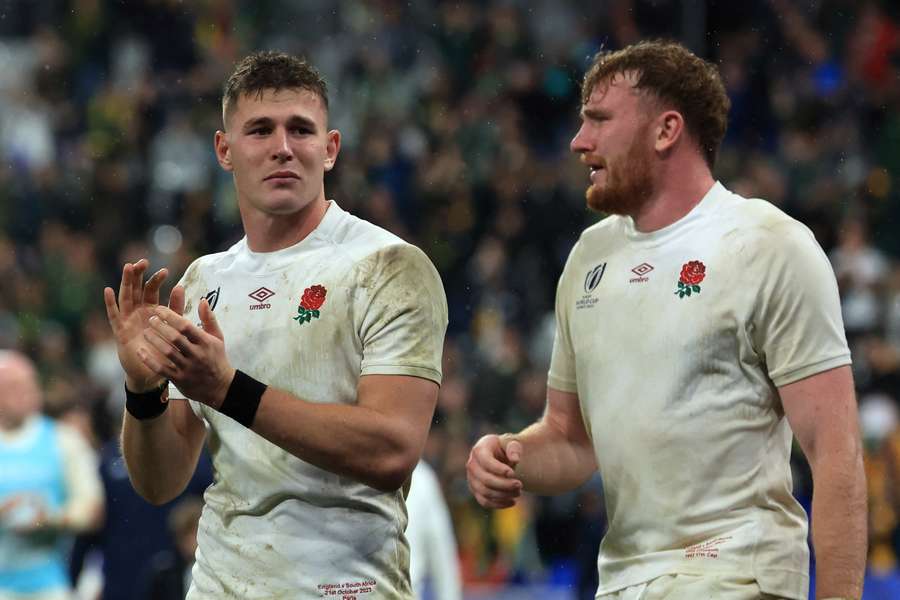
[0,351,103,600]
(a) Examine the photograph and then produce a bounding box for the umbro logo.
[248,287,275,310]
[629,263,653,283]
[631,263,653,276]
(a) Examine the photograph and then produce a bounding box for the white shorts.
[597,573,790,600]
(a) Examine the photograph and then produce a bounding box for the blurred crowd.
[1,0,900,598]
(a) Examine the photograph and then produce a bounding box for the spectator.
[0,351,103,600]
[0,0,898,593]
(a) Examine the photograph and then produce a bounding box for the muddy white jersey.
[549,182,849,599]
[168,201,448,600]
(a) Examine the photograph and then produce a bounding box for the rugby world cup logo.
[584,263,607,294]
[203,287,220,311]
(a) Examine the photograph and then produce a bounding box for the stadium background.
[1,0,899,598]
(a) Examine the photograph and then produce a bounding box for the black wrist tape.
[219,370,266,428]
[125,382,168,420]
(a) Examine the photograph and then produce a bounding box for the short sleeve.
[750,220,851,387]
[354,244,448,384]
[548,246,578,393]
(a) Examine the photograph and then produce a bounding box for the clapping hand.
[103,259,185,392]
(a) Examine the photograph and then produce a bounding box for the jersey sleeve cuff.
[547,372,578,394]
[770,354,852,388]
[360,364,443,385]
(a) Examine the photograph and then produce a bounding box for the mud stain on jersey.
[352,244,448,375]
[180,263,200,292]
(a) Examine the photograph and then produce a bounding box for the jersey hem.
[756,567,809,600]
[594,565,807,599]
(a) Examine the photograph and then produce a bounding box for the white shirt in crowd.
[406,461,462,600]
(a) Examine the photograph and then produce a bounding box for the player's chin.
[585,185,606,213]
[258,195,312,215]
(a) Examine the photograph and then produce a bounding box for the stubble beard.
[585,132,655,216]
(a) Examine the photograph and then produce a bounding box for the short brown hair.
[582,40,730,168]
[222,51,329,126]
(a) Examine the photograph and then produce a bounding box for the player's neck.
[630,157,715,233]
[241,196,330,253]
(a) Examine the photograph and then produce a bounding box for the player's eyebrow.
[285,115,318,131]
[242,116,274,132]
[241,115,318,132]
[581,108,611,121]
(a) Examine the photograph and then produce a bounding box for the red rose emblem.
[300,285,327,311]
[679,261,706,286]
[294,285,327,325]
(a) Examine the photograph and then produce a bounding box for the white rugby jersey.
[548,182,850,599]
[168,201,448,599]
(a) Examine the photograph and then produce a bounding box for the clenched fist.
[466,434,524,509]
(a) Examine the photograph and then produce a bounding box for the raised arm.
[467,386,597,508]
[133,243,445,493]
[120,395,207,504]
[780,365,866,600]
[136,301,437,492]
[104,259,207,505]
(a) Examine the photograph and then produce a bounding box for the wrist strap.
[125,382,168,420]
[219,370,266,428]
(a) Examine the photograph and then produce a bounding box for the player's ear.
[324,129,341,172]
[654,110,684,154]
[215,131,233,172]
